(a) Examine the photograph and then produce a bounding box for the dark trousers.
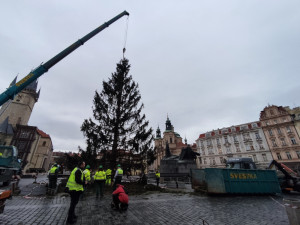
[156,178,160,187]
[48,174,57,189]
[95,180,105,197]
[67,190,82,221]
[113,176,122,191]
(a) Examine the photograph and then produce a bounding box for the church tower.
[0,77,40,129]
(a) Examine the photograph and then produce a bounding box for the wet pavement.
[0,175,298,225]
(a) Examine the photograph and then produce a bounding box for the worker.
[82,165,91,198]
[155,171,160,187]
[113,164,123,190]
[48,163,59,195]
[66,161,86,224]
[112,184,129,210]
[94,165,106,198]
[105,168,112,186]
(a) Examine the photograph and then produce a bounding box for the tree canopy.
[81,58,155,171]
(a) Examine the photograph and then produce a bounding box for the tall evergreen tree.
[81,58,155,171]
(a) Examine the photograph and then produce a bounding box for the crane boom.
[0,10,129,106]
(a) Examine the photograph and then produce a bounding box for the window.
[216,138,220,145]
[246,145,251,151]
[20,132,29,139]
[277,128,282,135]
[252,123,258,128]
[262,154,267,161]
[207,139,212,146]
[42,141,46,146]
[236,146,241,152]
[283,118,287,122]
[226,147,231,153]
[255,132,261,139]
[259,144,264,150]
[276,153,282,160]
[241,125,248,131]
[291,138,297,145]
[170,137,172,143]
[268,129,273,136]
[252,154,257,162]
[280,138,286,146]
[220,157,224,164]
[272,139,277,147]
[296,151,300,159]
[203,158,207,164]
[218,148,222,154]
[287,126,292,133]
[286,152,292,160]
[224,136,228,143]
[273,120,277,124]
[233,135,238,142]
[250,145,254,150]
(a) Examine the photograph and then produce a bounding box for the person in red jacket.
[112,184,129,210]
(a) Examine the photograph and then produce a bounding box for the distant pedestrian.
[113,164,123,190]
[94,165,106,198]
[66,161,86,224]
[155,171,160,187]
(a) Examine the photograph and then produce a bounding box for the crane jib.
[0,10,129,106]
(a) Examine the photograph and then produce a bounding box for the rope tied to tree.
[123,16,129,59]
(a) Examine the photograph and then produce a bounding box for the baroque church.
[0,78,53,173]
[152,116,198,171]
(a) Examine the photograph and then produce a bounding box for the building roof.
[37,129,51,138]
[198,121,261,139]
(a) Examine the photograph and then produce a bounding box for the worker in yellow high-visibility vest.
[105,168,112,186]
[94,165,106,198]
[48,163,59,195]
[66,161,86,224]
[155,171,160,187]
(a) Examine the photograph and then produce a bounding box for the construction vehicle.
[191,158,281,194]
[0,145,21,186]
[0,11,129,107]
[267,160,300,193]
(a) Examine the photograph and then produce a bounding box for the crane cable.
[123,16,129,59]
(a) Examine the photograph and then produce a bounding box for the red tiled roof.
[37,129,51,138]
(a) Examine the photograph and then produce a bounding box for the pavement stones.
[0,192,290,225]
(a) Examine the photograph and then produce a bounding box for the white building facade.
[196,121,273,169]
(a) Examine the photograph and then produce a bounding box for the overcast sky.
[1,1,300,152]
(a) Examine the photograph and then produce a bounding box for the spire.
[165,115,173,131]
[184,136,187,145]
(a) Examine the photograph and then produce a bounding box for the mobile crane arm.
[0,11,129,106]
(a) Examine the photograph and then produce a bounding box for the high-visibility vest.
[94,171,106,180]
[49,166,58,174]
[106,169,112,176]
[83,169,91,181]
[66,168,84,191]
[117,168,123,177]
[156,172,160,178]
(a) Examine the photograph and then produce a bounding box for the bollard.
[283,199,300,225]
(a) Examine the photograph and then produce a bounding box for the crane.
[0,11,129,106]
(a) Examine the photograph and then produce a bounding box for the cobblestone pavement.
[0,189,292,225]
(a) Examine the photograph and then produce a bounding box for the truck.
[267,160,300,193]
[0,145,21,186]
[191,158,281,194]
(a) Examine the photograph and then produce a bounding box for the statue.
[179,145,200,161]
